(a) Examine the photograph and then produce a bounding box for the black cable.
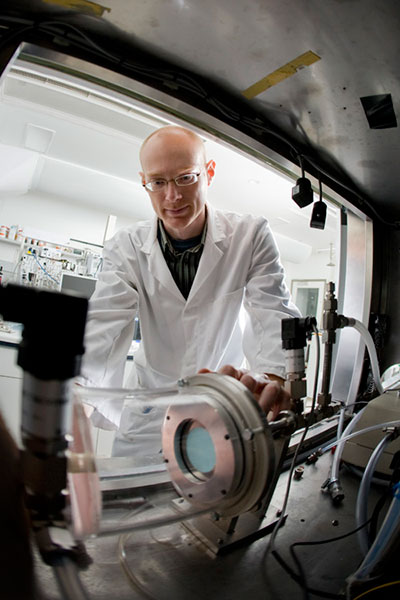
[0,18,354,220]
[297,154,305,178]
[266,326,376,600]
[291,519,373,599]
[265,325,321,600]
[0,23,36,49]
[271,519,372,600]
[38,20,120,63]
[1,18,395,228]
[271,550,344,600]
[301,154,396,228]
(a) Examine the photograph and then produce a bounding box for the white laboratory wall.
[282,251,337,295]
[0,192,140,247]
[0,189,334,292]
[0,192,337,292]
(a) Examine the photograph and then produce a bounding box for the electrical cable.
[0,23,36,49]
[1,18,396,228]
[265,324,321,600]
[265,322,395,600]
[271,520,373,600]
[284,519,373,600]
[351,580,400,600]
[275,477,397,600]
[297,154,305,178]
[38,20,120,63]
[301,154,396,228]
[31,252,60,285]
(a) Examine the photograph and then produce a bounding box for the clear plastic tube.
[98,503,212,537]
[329,406,367,484]
[348,483,400,584]
[336,404,346,441]
[77,384,181,402]
[349,318,384,396]
[72,383,219,539]
[324,316,384,499]
[52,556,90,600]
[355,431,394,555]
[321,420,400,454]
[74,373,278,538]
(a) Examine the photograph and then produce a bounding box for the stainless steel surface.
[331,210,373,405]
[381,228,400,370]
[162,374,274,516]
[1,0,399,222]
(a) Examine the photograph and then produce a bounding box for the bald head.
[140,126,207,168]
[139,125,215,240]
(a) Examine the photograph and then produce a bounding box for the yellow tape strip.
[242,50,321,100]
[42,0,111,17]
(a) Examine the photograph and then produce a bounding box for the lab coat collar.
[138,203,228,302]
[205,202,226,244]
[140,216,159,255]
[139,203,226,254]
[187,204,227,301]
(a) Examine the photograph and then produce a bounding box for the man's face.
[140,130,215,240]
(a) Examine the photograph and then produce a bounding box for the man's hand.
[198,365,291,422]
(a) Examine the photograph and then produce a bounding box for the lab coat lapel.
[187,204,226,302]
[140,217,184,301]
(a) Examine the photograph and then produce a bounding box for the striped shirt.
[157,219,207,299]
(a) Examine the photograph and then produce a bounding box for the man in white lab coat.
[81,126,300,456]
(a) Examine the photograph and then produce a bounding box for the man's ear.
[206,160,216,185]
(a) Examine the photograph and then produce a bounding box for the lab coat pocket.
[118,399,165,441]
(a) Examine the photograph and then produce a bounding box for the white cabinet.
[0,340,135,457]
[0,344,23,446]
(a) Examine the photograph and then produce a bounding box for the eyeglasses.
[143,172,201,192]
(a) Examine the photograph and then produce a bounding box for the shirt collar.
[158,215,208,253]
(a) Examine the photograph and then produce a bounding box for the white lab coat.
[81,203,300,434]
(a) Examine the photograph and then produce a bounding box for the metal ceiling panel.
[0,0,399,223]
